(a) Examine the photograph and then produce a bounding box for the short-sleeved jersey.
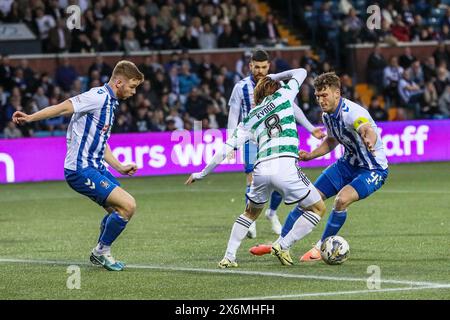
[64,84,119,171]
[228,75,256,129]
[240,78,302,165]
[322,97,388,170]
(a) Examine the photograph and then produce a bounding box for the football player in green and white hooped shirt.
[185,68,327,268]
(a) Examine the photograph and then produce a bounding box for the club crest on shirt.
[100,180,110,189]
[102,124,110,134]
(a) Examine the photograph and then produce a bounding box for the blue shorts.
[315,158,388,200]
[243,141,258,173]
[64,167,120,206]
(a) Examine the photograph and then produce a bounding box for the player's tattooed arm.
[12,100,74,125]
[299,136,339,161]
[358,124,377,154]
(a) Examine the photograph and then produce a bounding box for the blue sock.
[269,191,283,211]
[281,206,303,237]
[320,209,347,242]
[245,185,250,204]
[97,213,110,243]
[99,212,128,246]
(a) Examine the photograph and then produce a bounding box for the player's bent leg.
[303,184,359,263]
[105,187,136,220]
[220,201,265,268]
[272,199,325,266]
[244,173,257,238]
[265,191,282,235]
[92,187,136,271]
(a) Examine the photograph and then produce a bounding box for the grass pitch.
[0,162,449,300]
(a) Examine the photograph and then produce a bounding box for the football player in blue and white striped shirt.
[12,60,144,271]
[250,72,389,261]
[227,49,325,238]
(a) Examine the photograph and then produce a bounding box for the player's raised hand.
[12,111,31,125]
[120,163,138,176]
[312,128,326,139]
[298,150,313,161]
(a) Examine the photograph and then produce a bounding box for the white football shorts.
[246,157,321,208]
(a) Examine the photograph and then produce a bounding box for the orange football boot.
[249,244,272,256]
[299,247,322,262]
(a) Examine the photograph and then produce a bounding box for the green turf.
[0,162,449,300]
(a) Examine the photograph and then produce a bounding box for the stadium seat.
[388,107,399,121]
[355,83,374,107]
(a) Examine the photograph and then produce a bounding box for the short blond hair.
[111,60,144,82]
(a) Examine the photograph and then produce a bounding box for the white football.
[320,236,350,265]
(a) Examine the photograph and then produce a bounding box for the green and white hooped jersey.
[240,79,301,165]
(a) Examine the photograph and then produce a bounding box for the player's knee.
[334,195,350,210]
[122,198,137,219]
[310,200,326,217]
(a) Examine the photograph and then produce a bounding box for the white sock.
[266,209,276,219]
[224,214,253,261]
[94,243,111,255]
[273,235,282,244]
[314,240,322,250]
[279,211,321,249]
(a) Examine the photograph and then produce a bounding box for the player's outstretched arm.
[104,144,138,176]
[185,123,250,185]
[299,136,339,161]
[12,100,74,125]
[268,68,307,84]
[292,102,325,139]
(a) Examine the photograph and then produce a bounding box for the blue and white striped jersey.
[322,97,388,170]
[64,84,119,171]
[227,75,256,132]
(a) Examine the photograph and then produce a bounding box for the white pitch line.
[233,284,450,300]
[0,258,449,288]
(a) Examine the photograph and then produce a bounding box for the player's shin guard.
[225,214,253,261]
[99,212,128,246]
[97,213,110,243]
[279,209,321,249]
[280,206,303,237]
[320,209,347,242]
[269,191,282,212]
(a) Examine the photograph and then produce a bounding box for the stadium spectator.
[3,121,22,138]
[399,47,416,69]
[398,69,424,118]
[367,44,387,91]
[368,96,388,122]
[55,57,78,92]
[383,56,404,108]
[438,85,450,117]
[198,23,217,50]
[423,81,440,116]
[218,23,239,48]
[47,19,72,53]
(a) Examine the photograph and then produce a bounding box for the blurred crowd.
[1,0,450,139]
[299,0,450,69]
[0,0,285,53]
